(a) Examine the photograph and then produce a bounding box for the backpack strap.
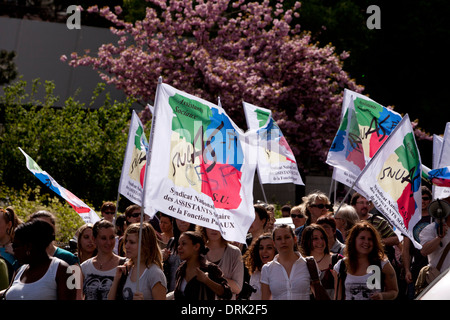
[336,259,347,300]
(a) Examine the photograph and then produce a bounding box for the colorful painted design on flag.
[143,83,256,243]
[331,89,374,194]
[327,94,402,179]
[19,147,100,224]
[243,102,304,185]
[354,98,401,159]
[118,110,148,205]
[422,165,450,188]
[168,93,245,209]
[355,114,422,249]
[329,106,365,170]
[377,131,421,228]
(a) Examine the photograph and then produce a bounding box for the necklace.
[97,255,114,270]
[316,254,326,263]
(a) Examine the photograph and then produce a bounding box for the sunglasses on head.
[310,204,331,210]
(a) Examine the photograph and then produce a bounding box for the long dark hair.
[300,223,330,257]
[181,231,209,258]
[243,233,275,274]
[344,221,386,274]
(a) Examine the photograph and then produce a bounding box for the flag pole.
[114,191,120,223]
[136,76,163,293]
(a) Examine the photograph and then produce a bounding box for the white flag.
[354,114,422,249]
[142,83,257,243]
[242,101,304,185]
[434,123,450,199]
[19,148,100,224]
[118,110,148,205]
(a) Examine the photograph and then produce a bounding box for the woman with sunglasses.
[295,191,332,243]
[100,201,116,223]
[290,204,306,230]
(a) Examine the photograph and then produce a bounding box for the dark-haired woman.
[2,219,76,300]
[174,231,232,300]
[300,224,342,299]
[333,221,398,300]
[162,218,196,292]
[243,233,276,300]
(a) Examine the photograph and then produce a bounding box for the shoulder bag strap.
[305,256,320,281]
[436,241,450,271]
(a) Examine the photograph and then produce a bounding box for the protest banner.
[142,82,257,243]
[434,123,450,199]
[242,101,304,187]
[118,110,148,205]
[354,114,422,249]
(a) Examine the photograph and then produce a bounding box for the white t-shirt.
[122,264,167,300]
[420,222,450,270]
[81,258,117,300]
[333,259,388,300]
[249,270,261,300]
[260,252,312,300]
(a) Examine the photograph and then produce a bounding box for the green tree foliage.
[0,79,135,210]
[0,50,18,86]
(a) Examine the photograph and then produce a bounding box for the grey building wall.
[0,16,135,108]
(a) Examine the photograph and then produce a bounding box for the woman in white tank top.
[1,219,76,300]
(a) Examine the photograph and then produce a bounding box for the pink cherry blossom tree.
[63,0,366,173]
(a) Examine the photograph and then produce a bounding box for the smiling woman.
[333,221,399,300]
[80,220,126,300]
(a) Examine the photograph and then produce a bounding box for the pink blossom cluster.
[63,0,368,171]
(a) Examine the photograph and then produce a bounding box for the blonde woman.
[108,222,167,300]
[296,191,332,242]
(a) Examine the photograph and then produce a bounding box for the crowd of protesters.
[0,185,448,300]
